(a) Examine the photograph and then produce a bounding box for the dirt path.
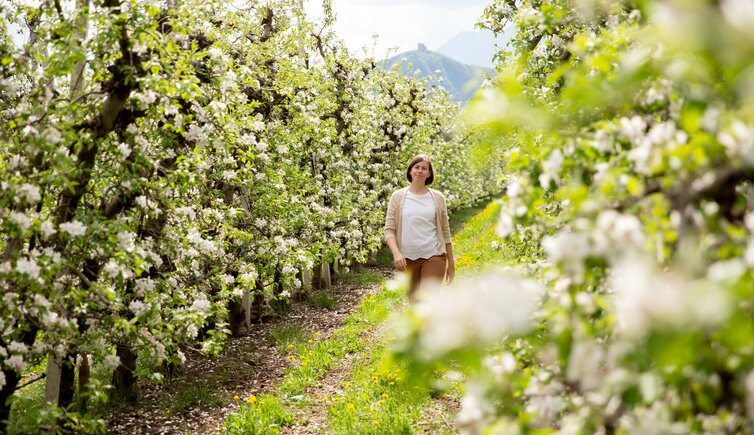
[107,267,392,434]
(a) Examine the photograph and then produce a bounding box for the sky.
[303,0,492,59]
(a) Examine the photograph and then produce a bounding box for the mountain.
[384,44,490,103]
[437,28,513,69]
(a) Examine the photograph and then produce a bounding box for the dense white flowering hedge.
[396,0,754,432]
[0,0,499,429]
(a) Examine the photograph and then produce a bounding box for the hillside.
[383,44,490,103]
[437,30,500,68]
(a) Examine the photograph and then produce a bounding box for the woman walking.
[384,154,454,300]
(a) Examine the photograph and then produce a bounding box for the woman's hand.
[445,261,455,284]
[393,253,407,271]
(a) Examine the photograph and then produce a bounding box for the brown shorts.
[405,254,446,301]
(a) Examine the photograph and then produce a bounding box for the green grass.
[267,323,309,355]
[307,290,338,309]
[448,197,496,237]
[224,393,295,434]
[374,246,394,267]
[340,270,384,286]
[166,380,223,415]
[451,199,509,274]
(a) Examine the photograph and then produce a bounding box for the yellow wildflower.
[247,395,257,404]
[347,403,355,410]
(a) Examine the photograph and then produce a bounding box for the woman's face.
[410,160,431,184]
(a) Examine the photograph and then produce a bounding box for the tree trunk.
[313,262,331,290]
[0,369,21,433]
[59,355,76,407]
[112,344,139,403]
[78,354,91,412]
[228,298,246,336]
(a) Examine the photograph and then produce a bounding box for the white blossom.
[567,340,605,390]
[59,221,87,237]
[456,382,494,430]
[7,342,28,355]
[16,183,41,205]
[186,124,209,145]
[117,143,132,160]
[414,272,542,358]
[612,254,731,336]
[543,231,590,275]
[186,323,199,339]
[593,210,644,254]
[6,354,26,372]
[538,149,564,188]
[103,354,121,371]
[9,212,32,232]
[221,170,236,181]
[15,257,41,279]
[191,298,211,312]
[43,127,63,144]
[496,213,515,238]
[506,180,522,197]
[619,116,646,143]
[129,300,148,317]
[250,119,265,131]
[117,231,136,252]
[722,0,754,37]
[134,278,156,295]
[39,220,56,239]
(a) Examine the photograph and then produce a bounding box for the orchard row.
[0,0,499,430]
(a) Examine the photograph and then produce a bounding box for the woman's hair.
[406,154,434,185]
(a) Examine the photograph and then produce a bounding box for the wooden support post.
[242,290,252,329]
[44,355,62,405]
[320,262,331,290]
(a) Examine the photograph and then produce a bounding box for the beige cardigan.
[384,187,452,256]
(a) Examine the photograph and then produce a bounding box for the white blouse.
[400,191,439,260]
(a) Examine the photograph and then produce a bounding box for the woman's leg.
[418,255,446,291]
[405,258,422,301]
